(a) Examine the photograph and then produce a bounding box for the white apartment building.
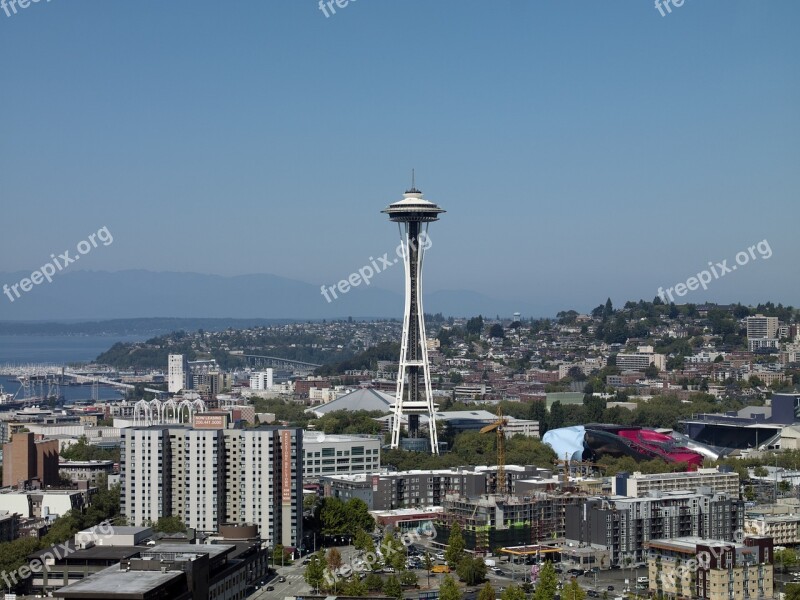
[744,514,800,545]
[747,314,779,340]
[748,337,780,352]
[249,369,274,391]
[616,346,666,372]
[168,354,189,394]
[612,467,740,498]
[120,425,302,548]
[302,431,381,479]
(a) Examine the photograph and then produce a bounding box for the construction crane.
[480,407,508,495]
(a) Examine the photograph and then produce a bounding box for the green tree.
[320,497,347,535]
[457,555,487,585]
[400,569,418,587]
[439,574,462,600]
[353,528,375,554]
[365,572,384,591]
[478,581,496,600]
[273,544,292,565]
[381,532,407,571]
[776,548,798,573]
[501,584,527,600]
[0,537,40,589]
[344,497,375,532]
[303,493,319,511]
[466,315,484,335]
[343,575,368,596]
[424,551,433,587]
[383,574,403,600]
[489,324,505,338]
[565,578,587,600]
[445,522,466,568]
[303,551,326,593]
[153,515,186,534]
[785,583,800,600]
[533,561,558,600]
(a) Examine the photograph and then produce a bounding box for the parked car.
[495,570,506,577]
[266,586,274,592]
[607,585,615,591]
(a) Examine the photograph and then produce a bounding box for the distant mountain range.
[0,269,517,322]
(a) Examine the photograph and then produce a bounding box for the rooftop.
[54,564,184,597]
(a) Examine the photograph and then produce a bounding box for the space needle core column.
[382,180,444,455]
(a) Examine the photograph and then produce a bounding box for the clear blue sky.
[1,0,797,316]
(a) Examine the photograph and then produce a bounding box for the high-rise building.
[120,425,302,548]
[167,354,189,394]
[2,431,59,488]
[747,314,779,340]
[383,181,444,454]
[249,369,273,391]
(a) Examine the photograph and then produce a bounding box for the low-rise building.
[744,513,800,545]
[566,490,744,566]
[612,467,740,498]
[59,460,115,485]
[647,536,773,600]
[302,431,381,479]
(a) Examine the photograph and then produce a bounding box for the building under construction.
[437,491,590,555]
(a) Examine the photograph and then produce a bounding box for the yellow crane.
[480,407,508,495]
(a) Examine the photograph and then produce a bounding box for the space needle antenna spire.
[382,176,445,454]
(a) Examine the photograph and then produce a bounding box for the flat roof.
[55,564,184,597]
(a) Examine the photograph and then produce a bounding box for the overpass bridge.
[235,354,322,374]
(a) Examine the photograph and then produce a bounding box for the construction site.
[434,408,608,555]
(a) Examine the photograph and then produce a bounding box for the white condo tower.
[382,179,444,454]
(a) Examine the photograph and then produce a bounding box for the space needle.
[382,175,444,455]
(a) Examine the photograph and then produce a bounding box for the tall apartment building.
[249,369,274,391]
[612,468,740,498]
[167,354,189,394]
[747,315,779,340]
[302,431,381,479]
[565,490,744,566]
[616,346,666,372]
[2,432,59,488]
[120,425,302,549]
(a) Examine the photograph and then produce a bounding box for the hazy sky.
[1,1,797,316]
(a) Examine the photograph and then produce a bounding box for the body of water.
[0,334,147,365]
[0,374,125,403]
